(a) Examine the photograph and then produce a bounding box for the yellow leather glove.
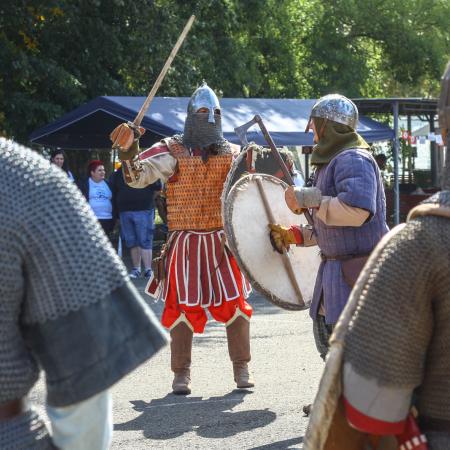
[268,224,303,254]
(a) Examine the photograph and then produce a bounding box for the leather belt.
[320,252,370,262]
[0,398,26,421]
[419,416,450,433]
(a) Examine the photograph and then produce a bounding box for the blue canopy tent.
[30,96,394,149]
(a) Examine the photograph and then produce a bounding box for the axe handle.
[255,176,305,307]
[254,114,295,185]
[133,15,195,127]
[254,115,314,226]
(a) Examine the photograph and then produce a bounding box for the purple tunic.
[309,148,389,324]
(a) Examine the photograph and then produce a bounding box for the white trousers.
[46,390,112,450]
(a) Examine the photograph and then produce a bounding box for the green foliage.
[0,0,155,141]
[0,0,448,144]
[300,0,450,97]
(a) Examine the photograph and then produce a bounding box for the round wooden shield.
[223,173,321,310]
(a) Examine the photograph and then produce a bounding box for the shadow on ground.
[250,436,304,449]
[115,391,276,440]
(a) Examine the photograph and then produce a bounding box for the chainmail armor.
[426,432,450,450]
[344,190,450,420]
[0,408,53,449]
[0,137,127,401]
[182,113,229,149]
[174,132,231,155]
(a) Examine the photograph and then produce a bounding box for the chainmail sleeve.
[339,210,450,431]
[344,217,436,387]
[15,158,127,325]
[0,138,167,409]
[341,191,450,434]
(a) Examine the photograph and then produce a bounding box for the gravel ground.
[31,276,323,450]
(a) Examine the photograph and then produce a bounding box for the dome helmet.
[306,94,359,133]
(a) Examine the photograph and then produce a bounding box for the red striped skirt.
[146,230,251,307]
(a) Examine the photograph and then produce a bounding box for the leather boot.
[226,316,254,388]
[170,322,193,395]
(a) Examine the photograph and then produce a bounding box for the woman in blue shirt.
[78,160,115,236]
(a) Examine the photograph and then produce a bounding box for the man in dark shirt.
[110,167,162,278]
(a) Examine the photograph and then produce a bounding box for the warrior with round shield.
[269,94,389,367]
[113,82,254,395]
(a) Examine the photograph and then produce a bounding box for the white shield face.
[223,173,321,310]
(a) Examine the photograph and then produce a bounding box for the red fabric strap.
[139,144,169,160]
[289,225,303,245]
[343,396,406,435]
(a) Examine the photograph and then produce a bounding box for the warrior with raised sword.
[111,82,255,396]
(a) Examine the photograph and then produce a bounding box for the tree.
[1,0,449,145]
[299,0,450,98]
[0,0,156,142]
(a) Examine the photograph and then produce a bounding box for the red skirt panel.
[146,230,251,306]
[145,230,252,333]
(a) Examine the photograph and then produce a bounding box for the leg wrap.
[170,322,193,395]
[226,316,254,388]
[312,315,334,361]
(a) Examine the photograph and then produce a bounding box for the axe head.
[234,115,259,146]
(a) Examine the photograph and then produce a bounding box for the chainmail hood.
[174,131,231,156]
[182,112,226,149]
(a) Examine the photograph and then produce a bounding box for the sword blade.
[134,15,195,127]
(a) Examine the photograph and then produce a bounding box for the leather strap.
[245,147,256,173]
[320,252,371,262]
[0,398,26,421]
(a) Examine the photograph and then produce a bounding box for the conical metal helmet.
[187,81,221,123]
[310,94,359,129]
[183,81,224,149]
